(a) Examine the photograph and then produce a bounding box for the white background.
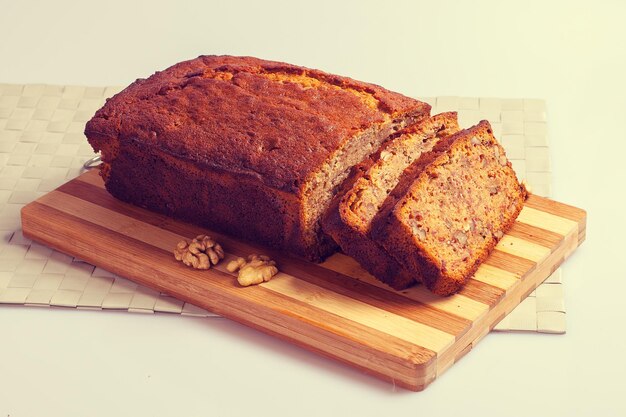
[1,0,625,416]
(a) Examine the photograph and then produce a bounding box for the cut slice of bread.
[371,120,528,295]
[322,113,460,289]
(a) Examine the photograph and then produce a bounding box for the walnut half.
[226,254,278,286]
[174,235,225,270]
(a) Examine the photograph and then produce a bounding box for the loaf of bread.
[85,55,431,261]
[370,121,528,295]
[322,113,460,289]
[86,55,529,296]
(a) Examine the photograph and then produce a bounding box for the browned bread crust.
[371,121,528,295]
[85,55,430,261]
[322,113,460,289]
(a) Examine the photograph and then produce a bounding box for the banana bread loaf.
[85,55,431,261]
[370,121,528,295]
[322,112,460,289]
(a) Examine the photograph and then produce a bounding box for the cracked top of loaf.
[85,55,430,193]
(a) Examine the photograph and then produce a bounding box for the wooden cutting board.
[20,169,586,391]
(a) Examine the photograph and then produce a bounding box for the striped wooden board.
[20,169,586,391]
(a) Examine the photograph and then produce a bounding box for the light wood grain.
[473,264,520,292]
[20,170,586,391]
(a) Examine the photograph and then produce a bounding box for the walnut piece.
[453,230,468,246]
[227,254,279,286]
[174,235,224,270]
[226,257,246,273]
[493,146,508,166]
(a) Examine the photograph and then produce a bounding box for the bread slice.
[371,121,528,295]
[322,113,459,289]
[85,55,431,262]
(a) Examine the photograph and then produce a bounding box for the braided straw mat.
[0,84,565,333]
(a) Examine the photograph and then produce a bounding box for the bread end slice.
[372,120,528,295]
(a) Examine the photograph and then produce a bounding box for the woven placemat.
[0,84,564,333]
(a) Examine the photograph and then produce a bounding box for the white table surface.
[1,1,625,416]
